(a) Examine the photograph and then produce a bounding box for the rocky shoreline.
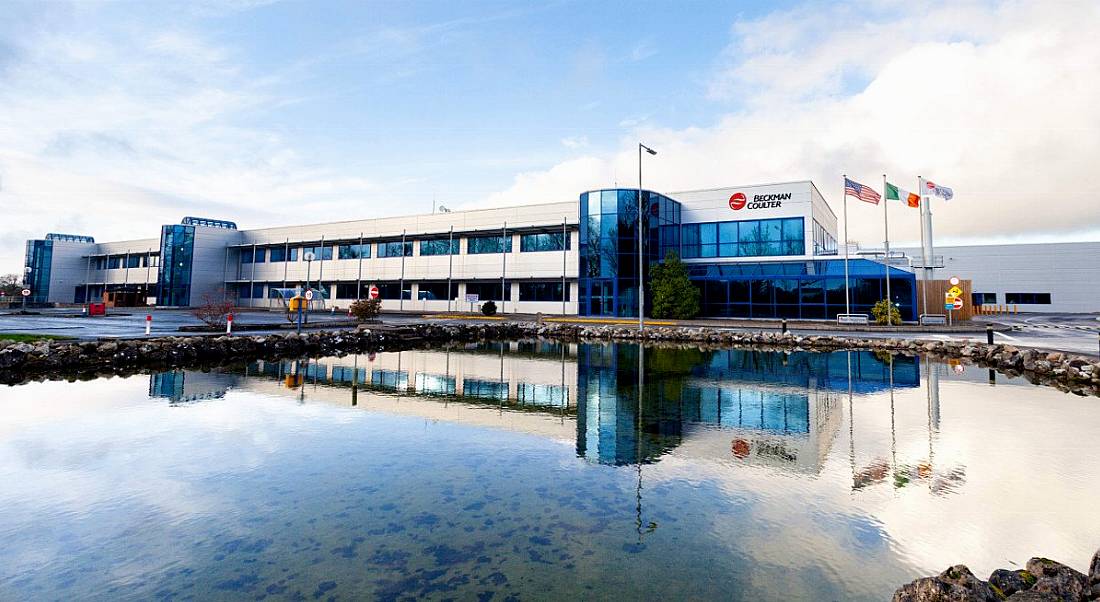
[894,549,1100,601]
[0,322,1097,395]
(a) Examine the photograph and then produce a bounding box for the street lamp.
[303,250,316,324]
[638,143,657,332]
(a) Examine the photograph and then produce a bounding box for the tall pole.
[501,221,507,313]
[447,225,454,313]
[842,174,851,315]
[882,174,891,318]
[399,229,406,311]
[357,233,364,301]
[562,216,568,316]
[919,175,933,317]
[637,143,656,331]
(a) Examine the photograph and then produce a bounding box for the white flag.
[921,178,954,201]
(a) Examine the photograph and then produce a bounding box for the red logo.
[729,192,747,210]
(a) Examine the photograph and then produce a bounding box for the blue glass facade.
[157,224,196,307]
[578,189,681,317]
[688,259,917,321]
[23,239,53,304]
[576,189,917,321]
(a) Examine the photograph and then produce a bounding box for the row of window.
[973,292,1052,305]
[235,280,571,302]
[675,218,806,259]
[240,232,569,265]
[94,253,160,270]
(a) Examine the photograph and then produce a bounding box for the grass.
[0,333,74,343]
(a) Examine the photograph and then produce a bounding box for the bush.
[481,300,497,316]
[872,299,902,325]
[192,290,233,328]
[349,297,382,321]
[650,251,700,320]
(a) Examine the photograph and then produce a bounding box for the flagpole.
[842,174,851,316]
[918,175,930,319]
[883,173,891,321]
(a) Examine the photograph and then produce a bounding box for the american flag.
[844,177,881,205]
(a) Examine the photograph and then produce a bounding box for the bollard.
[226,313,233,335]
[986,324,994,345]
[145,314,152,336]
[781,318,788,334]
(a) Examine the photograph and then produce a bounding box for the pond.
[1,342,1098,600]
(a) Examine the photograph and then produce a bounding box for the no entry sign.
[369,286,380,300]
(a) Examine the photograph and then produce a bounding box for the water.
[1,342,1098,601]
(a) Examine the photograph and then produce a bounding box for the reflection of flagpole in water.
[847,351,856,486]
[499,343,506,413]
[889,355,897,487]
[560,343,567,422]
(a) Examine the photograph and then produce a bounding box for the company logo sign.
[729,192,791,211]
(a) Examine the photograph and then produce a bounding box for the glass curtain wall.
[157,224,196,307]
[23,240,53,304]
[578,189,681,317]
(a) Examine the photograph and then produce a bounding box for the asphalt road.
[2,308,1097,357]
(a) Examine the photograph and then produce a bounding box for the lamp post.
[303,251,315,324]
[638,143,656,332]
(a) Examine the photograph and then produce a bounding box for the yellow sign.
[947,285,963,297]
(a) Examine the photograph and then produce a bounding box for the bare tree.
[192,290,234,329]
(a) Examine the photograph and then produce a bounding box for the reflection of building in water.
[148,370,232,404]
[574,346,915,469]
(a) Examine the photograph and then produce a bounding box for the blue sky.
[1,0,1098,272]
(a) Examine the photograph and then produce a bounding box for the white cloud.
[476,0,1100,248]
[560,135,589,149]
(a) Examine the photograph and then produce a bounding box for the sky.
[1,0,1098,274]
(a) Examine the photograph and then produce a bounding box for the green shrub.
[871,299,901,325]
[650,251,700,320]
[481,300,497,316]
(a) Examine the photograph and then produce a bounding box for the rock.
[1005,591,1065,600]
[1025,557,1087,601]
[893,566,1001,602]
[990,568,1037,598]
[1088,549,1100,600]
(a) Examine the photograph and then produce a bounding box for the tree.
[481,300,497,316]
[872,299,902,325]
[0,274,22,297]
[649,251,700,320]
[192,290,233,329]
[349,297,382,321]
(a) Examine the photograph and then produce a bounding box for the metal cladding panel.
[43,240,96,303]
[894,242,1100,313]
[809,182,839,238]
[237,201,578,245]
[189,227,244,304]
[672,182,814,225]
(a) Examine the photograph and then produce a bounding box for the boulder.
[1025,558,1087,601]
[990,569,1037,598]
[893,566,1001,602]
[1088,548,1100,600]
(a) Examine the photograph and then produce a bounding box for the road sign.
[465,294,480,303]
[368,285,380,300]
[947,285,963,298]
[303,251,316,262]
[21,289,30,297]
[304,289,314,301]
[953,297,964,310]
[949,276,960,286]
[945,302,954,310]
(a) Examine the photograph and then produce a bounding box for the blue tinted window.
[467,235,512,254]
[600,190,617,214]
[520,232,569,252]
[377,241,413,258]
[420,238,459,256]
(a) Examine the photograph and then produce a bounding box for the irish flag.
[885,182,920,207]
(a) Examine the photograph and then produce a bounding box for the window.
[520,232,570,252]
[467,235,512,254]
[972,292,997,305]
[377,241,413,258]
[465,282,511,301]
[519,281,568,302]
[335,283,359,298]
[374,282,411,299]
[372,369,408,390]
[417,282,457,300]
[124,255,140,268]
[338,243,371,259]
[148,254,159,268]
[1005,293,1051,305]
[517,383,568,406]
[269,247,286,262]
[241,249,253,264]
[420,238,459,256]
[254,248,266,263]
[682,217,805,259]
[463,379,507,400]
[108,256,122,269]
[303,245,333,261]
